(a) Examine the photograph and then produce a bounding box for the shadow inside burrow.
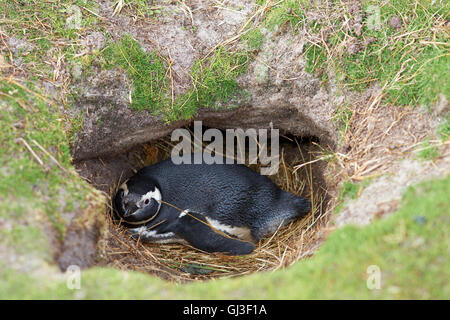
[72,124,332,282]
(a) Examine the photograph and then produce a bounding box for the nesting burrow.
[74,124,332,282]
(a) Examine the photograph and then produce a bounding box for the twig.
[31,139,67,173]
[293,155,331,173]
[17,138,44,168]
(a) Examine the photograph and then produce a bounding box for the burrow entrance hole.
[74,124,331,282]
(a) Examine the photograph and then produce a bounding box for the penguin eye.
[144,198,150,205]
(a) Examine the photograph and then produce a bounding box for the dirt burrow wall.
[70,0,340,163]
[66,0,345,273]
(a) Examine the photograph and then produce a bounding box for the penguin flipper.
[173,211,255,255]
[127,226,180,243]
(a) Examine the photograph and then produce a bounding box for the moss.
[0,224,49,257]
[242,28,264,50]
[169,47,248,120]
[103,35,171,114]
[103,36,249,121]
[66,110,85,144]
[0,80,94,240]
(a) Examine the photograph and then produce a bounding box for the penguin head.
[114,178,162,225]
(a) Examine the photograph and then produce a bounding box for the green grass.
[102,36,249,121]
[2,176,448,299]
[171,47,248,120]
[0,0,104,142]
[416,141,441,161]
[437,115,450,141]
[103,35,170,113]
[334,179,373,214]
[332,104,353,137]
[123,0,158,16]
[0,224,49,256]
[65,110,85,144]
[241,28,264,51]
[265,0,450,108]
[0,0,106,278]
[1,0,448,300]
[263,0,308,31]
[340,0,449,106]
[0,0,100,79]
[0,81,94,240]
[117,0,163,18]
[305,41,329,81]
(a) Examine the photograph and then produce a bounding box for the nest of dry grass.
[101,134,330,282]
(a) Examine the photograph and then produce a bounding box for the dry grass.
[330,86,438,185]
[100,133,330,282]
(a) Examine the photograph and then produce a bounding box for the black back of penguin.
[127,155,311,241]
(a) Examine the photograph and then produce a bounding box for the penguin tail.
[278,194,311,224]
[255,193,312,240]
[293,196,312,217]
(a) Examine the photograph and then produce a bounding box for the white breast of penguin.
[114,154,311,254]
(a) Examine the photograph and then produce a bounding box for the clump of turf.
[103,35,170,113]
[169,47,248,121]
[102,36,249,121]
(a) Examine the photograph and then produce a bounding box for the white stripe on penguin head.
[138,187,162,208]
[119,180,129,196]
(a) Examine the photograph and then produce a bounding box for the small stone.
[413,215,426,226]
[83,32,106,51]
[8,37,34,55]
[364,37,377,47]
[353,23,362,36]
[43,81,57,96]
[434,94,449,116]
[347,42,361,55]
[71,64,83,80]
[412,237,425,248]
[389,16,402,30]
[388,286,401,295]
[181,264,214,275]
[0,55,11,69]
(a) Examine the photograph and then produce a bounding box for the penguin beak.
[123,207,134,218]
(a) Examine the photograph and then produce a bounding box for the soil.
[68,1,446,281]
[325,82,446,227]
[335,146,450,227]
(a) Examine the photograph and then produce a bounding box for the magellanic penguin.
[114,154,311,255]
